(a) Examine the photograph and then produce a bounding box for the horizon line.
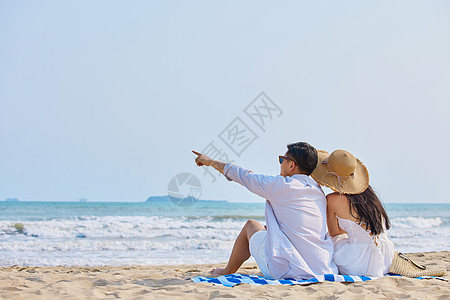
[1,200,449,204]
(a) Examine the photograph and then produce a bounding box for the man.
[192,142,338,279]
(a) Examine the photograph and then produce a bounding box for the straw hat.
[311,149,369,194]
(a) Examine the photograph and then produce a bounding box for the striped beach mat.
[191,273,446,287]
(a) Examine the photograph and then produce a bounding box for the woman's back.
[326,190,394,277]
[310,149,394,277]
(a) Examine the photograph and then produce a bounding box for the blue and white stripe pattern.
[191,273,445,287]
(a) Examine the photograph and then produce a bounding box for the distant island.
[145,196,228,203]
[4,198,20,202]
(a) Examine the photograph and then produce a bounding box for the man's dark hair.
[286,142,318,175]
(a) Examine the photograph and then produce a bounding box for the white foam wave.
[0,249,249,267]
[0,238,234,252]
[1,214,448,266]
[0,216,242,256]
[390,237,450,253]
[391,217,443,229]
[0,216,243,239]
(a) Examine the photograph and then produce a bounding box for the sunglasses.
[279,155,297,165]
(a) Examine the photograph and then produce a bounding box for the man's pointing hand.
[192,150,213,167]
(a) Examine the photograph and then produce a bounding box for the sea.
[0,201,449,267]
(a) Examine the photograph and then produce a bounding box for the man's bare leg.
[210,219,265,275]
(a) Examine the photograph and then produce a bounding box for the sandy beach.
[0,251,448,299]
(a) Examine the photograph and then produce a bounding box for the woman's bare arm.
[326,193,347,237]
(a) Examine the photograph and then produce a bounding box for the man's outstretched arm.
[192,150,277,199]
[192,150,226,174]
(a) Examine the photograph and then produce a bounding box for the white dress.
[332,216,394,277]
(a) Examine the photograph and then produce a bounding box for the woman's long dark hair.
[346,185,391,235]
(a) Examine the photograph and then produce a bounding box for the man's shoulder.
[289,174,322,188]
[274,175,325,197]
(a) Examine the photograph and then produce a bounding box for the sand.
[1,251,448,299]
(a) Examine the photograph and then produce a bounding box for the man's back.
[223,163,338,279]
[265,174,337,279]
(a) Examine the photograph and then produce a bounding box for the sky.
[1,1,449,203]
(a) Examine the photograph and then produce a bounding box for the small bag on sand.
[389,252,447,277]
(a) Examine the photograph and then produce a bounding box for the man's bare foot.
[210,267,229,276]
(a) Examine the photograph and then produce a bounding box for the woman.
[311,149,394,277]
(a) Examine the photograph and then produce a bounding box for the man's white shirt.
[223,162,338,279]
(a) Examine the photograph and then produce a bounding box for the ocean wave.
[187,215,265,221]
[390,238,450,253]
[0,216,244,239]
[0,248,240,267]
[0,238,234,252]
[390,217,443,229]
